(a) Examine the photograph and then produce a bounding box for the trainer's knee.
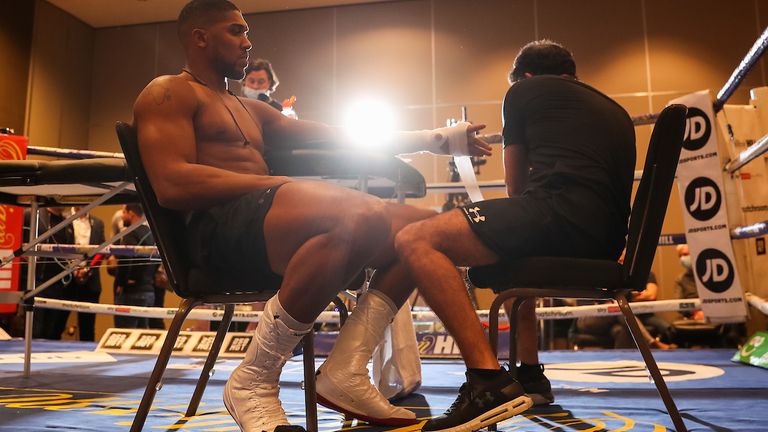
[394,221,429,257]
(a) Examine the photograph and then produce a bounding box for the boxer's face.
[204,10,252,80]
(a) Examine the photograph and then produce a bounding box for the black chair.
[116,122,332,432]
[468,104,689,431]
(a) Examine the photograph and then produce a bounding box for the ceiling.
[45,0,398,28]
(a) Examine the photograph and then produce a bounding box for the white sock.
[267,295,314,333]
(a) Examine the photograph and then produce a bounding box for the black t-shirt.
[502,75,636,255]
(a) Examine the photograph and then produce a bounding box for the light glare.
[343,99,396,149]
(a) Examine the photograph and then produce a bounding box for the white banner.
[670,91,747,323]
[96,328,254,357]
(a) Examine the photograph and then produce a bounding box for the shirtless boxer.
[131,1,491,430]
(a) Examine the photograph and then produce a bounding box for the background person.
[572,271,676,350]
[113,204,158,329]
[241,58,296,117]
[29,208,75,340]
[68,207,106,341]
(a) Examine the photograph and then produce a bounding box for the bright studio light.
[343,98,396,149]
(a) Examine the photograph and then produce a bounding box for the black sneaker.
[423,369,532,431]
[516,363,554,405]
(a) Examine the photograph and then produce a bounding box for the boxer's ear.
[191,28,208,48]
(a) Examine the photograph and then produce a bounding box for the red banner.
[0,134,27,314]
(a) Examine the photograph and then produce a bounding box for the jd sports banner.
[670,91,747,323]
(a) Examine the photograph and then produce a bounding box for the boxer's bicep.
[133,78,198,203]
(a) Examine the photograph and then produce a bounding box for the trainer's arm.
[503,144,528,197]
[133,77,291,211]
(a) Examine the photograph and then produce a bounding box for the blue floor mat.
[1,339,766,431]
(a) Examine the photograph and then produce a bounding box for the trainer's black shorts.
[459,194,615,261]
[186,185,285,290]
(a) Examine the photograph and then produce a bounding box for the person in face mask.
[242,59,297,117]
[675,244,705,321]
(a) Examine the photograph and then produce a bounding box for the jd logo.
[685,177,721,221]
[683,107,711,151]
[695,248,734,293]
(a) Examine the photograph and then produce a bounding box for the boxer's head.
[178,0,251,80]
[509,40,576,83]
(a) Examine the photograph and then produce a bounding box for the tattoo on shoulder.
[150,85,172,105]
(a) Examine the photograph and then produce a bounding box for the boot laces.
[444,383,472,415]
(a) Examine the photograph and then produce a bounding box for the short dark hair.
[125,203,145,217]
[244,59,280,92]
[509,40,576,83]
[177,0,240,42]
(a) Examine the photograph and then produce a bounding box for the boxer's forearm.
[152,162,292,211]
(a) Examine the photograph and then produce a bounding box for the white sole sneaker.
[425,395,533,432]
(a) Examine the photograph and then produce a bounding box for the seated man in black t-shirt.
[394,40,636,431]
[573,271,676,349]
[114,203,158,329]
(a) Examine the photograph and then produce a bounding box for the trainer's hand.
[467,123,492,157]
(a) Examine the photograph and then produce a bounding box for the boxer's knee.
[335,196,390,253]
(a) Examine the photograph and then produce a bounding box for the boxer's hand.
[467,123,492,157]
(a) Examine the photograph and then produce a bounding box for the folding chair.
[468,104,689,431]
[116,122,328,432]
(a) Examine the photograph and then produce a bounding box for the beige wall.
[27,0,94,150]
[0,1,35,135]
[20,0,768,338]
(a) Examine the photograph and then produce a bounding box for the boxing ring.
[3,25,768,432]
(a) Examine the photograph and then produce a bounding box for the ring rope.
[32,296,715,323]
[27,146,124,160]
[32,243,160,257]
[629,25,768,125]
[714,25,768,112]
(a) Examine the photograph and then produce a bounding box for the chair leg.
[185,303,235,416]
[616,293,688,432]
[303,330,318,432]
[508,298,526,376]
[488,294,507,356]
[332,295,349,327]
[487,294,525,432]
[131,298,201,432]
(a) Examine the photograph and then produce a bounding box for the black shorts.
[186,186,284,291]
[459,195,616,261]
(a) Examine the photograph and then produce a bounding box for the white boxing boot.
[316,290,418,426]
[223,295,311,432]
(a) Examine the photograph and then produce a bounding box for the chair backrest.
[623,104,687,290]
[115,121,192,295]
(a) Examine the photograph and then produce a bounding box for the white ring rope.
[33,296,735,324]
[27,146,125,160]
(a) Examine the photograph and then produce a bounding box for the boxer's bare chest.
[183,70,268,175]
